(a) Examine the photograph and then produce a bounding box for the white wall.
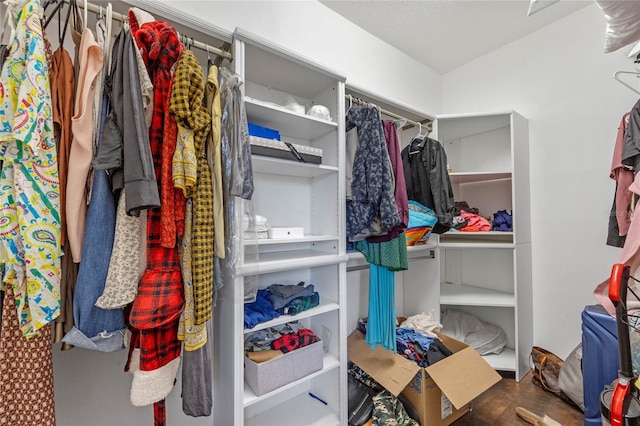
[443,4,636,358]
[140,0,443,115]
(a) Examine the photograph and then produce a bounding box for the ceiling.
[319,0,592,74]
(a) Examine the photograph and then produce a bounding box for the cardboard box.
[347,330,501,425]
[245,340,323,396]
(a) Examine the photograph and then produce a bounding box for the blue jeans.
[63,95,126,352]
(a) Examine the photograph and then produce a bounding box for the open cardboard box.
[347,329,501,425]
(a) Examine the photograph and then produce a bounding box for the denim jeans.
[63,169,126,352]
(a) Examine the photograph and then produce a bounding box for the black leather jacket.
[401,137,455,233]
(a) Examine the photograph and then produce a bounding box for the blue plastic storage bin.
[582,304,619,426]
[248,122,280,140]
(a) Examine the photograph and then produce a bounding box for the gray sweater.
[93,28,159,215]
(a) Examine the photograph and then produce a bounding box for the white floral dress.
[0,0,61,337]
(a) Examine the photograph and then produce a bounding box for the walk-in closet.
[1,0,638,425]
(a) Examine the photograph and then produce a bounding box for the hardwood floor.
[452,371,585,425]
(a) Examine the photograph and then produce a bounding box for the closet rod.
[345,94,433,131]
[59,0,233,61]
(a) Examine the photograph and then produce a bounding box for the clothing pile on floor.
[356,312,453,368]
[347,363,420,426]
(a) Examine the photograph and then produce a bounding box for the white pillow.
[596,0,640,53]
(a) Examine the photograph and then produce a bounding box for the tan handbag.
[530,346,576,405]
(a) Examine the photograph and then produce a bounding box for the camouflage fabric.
[372,390,420,426]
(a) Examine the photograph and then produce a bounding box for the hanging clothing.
[66,27,103,262]
[169,49,214,325]
[173,125,197,196]
[346,106,400,239]
[220,67,254,201]
[96,191,145,309]
[367,120,409,243]
[623,98,640,172]
[1,20,11,338]
[93,27,159,214]
[205,64,226,259]
[0,0,62,337]
[178,199,212,417]
[345,125,358,201]
[127,17,184,424]
[51,47,75,244]
[0,1,57,420]
[0,285,56,426]
[355,234,408,272]
[366,264,396,352]
[402,137,455,234]
[0,44,8,65]
[62,91,125,352]
[181,321,213,418]
[50,45,78,344]
[608,112,634,247]
[218,66,254,278]
[177,198,206,349]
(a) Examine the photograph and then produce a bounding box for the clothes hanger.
[83,0,88,33]
[207,45,214,68]
[415,121,428,139]
[407,122,428,155]
[104,2,113,71]
[58,0,76,45]
[393,118,407,129]
[614,70,640,95]
[44,0,65,29]
[345,94,354,116]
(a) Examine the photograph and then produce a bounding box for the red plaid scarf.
[270,328,319,353]
[127,17,185,425]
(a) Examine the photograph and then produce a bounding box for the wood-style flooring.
[452,371,585,425]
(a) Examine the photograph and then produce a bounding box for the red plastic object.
[612,378,632,425]
[610,263,627,303]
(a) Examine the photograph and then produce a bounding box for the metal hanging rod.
[345,94,432,131]
[53,0,233,61]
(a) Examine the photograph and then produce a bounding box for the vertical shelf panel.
[217,28,347,426]
[436,111,531,381]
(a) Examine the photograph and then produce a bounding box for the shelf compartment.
[243,353,340,408]
[238,251,348,276]
[439,242,515,249]
[482,347,516,372]
[245,97,337,141]
[439,231,513,245]
[245,234,339,246]
[245,391,339,426]
[252,155,338,177]
[244,298,340,334]
[440,284,515,307]
[448,171,511,184]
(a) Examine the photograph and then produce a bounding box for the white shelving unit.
[213,29,347,426]
[436,111,532,380]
